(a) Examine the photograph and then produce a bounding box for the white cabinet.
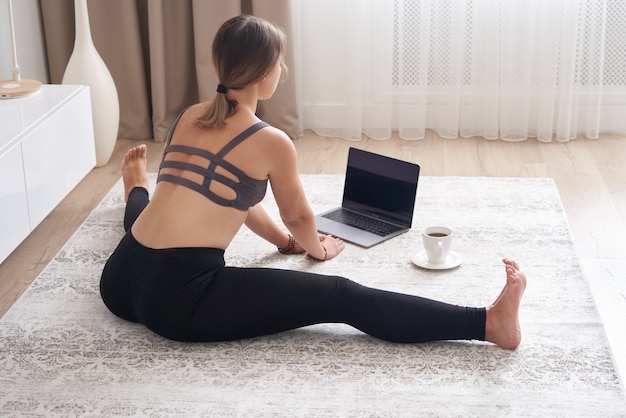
[0,142,30,262]
[0,85,95,263]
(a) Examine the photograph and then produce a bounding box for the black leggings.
[100,187,486,343]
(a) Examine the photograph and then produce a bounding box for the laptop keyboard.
[322,209,403,237]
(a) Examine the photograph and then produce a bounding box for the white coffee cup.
[422,226,453,264]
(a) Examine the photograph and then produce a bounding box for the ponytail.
[196,86,239,129]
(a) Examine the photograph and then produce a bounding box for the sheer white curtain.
[292,0,626,142]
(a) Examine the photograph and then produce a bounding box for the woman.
[100,15,526,349]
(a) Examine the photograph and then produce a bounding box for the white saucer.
[411,251,463,270]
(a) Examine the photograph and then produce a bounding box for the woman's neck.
[229,84,261,116]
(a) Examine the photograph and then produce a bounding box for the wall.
[0,0,49,83]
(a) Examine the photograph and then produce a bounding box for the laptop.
[315,147,420,248]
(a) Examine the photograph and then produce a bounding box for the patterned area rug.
[1,175,625,417]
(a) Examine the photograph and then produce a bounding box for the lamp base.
[0,79,42,99]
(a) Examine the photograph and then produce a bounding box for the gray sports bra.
[157,110,269,211]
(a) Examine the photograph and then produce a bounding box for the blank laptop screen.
[342,148,420,226]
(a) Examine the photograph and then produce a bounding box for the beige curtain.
[40,0,300,142]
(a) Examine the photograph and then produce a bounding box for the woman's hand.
[308,234,345,261]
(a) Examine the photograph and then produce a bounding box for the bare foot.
[485,258,527,350]
[121,144,149,202]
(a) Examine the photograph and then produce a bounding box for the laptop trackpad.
[315,216,381,248]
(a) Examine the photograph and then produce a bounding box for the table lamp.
[0,0,42,99]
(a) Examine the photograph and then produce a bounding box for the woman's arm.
[244,204,304,253]
[267,132,344,260]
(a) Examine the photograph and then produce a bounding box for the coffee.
[422,226,454,263]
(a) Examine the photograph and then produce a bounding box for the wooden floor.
[1,130,625,382]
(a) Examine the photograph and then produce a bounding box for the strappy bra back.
[157,111,269,211]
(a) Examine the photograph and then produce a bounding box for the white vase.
[62,0,119,167]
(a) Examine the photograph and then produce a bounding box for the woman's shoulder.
[181,102,210,120]
[257,123,296,156]
[260,122,291,141]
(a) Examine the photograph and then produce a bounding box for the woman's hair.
[196,15,287,128]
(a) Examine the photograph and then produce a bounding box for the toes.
[503,258,520,271]
[123,145,147,163]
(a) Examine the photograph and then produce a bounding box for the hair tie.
[216,84,228,94]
